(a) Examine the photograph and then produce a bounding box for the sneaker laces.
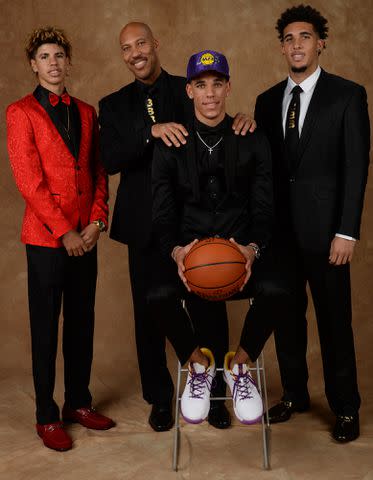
[188,365,214,399]
[232,365,257,402]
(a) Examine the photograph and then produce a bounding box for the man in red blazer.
[6,26,114,451]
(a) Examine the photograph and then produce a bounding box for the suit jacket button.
[75,165,80,170]
[78,190,82,195]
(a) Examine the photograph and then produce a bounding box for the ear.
[281,42,285,55]
[226,80,231,97]
[186,83,194,100]
[316,39,324,54]
[154,38,159,50]
[30,59,38,73]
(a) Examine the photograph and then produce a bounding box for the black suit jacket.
[99,71,192,247]
[255,69,370,253]
[152,117,273,256]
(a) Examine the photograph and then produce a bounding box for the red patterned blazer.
[6,93,108,248]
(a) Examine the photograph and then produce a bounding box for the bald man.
[99,23,254,431]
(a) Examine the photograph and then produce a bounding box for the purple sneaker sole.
[237,413,263,425]
[180,408,207,424]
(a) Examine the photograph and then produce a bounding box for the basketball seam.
[185,260,246,272]
[184,239,243,262]
[187,271,246,290]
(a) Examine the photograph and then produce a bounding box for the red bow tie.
[49,92,71,107]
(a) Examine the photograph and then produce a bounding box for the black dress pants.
[149,249,293,369]
[128,243,229,404]
[274,247,361,416]
[26,244,97,425]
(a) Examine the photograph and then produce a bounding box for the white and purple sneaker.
[224,352,263,424]
[181,348,216,424]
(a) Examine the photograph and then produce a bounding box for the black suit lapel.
[296,69,329,167]
[163,73,178,123]
[268,81,288,169]
[224,131,238,194]
[128,82,146,131]
[274,82,287,144]
[33,87,79,159]
[182,126,199,200]
[165,72,191,123]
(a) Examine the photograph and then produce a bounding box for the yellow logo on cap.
[200,53,215,65]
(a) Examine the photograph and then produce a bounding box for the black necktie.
[285,85,303,171]
[145,86,158,124]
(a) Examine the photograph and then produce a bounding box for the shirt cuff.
[335,233,356,241]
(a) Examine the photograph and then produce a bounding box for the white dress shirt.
[282,66,321,136]
[281,65,355,242]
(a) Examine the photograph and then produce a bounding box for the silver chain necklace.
[196,131,223,155]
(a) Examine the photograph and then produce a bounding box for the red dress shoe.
[62,405,115,430]
[36,421,72,451]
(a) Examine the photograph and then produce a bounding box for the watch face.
[94,220,105,232]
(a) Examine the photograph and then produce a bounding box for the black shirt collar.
[135,69,167,95]
[33,84,69,102]
[194,115,230,136]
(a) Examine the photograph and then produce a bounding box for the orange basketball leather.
[184,238,246,300]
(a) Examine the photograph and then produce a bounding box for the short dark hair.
[25,26,72,61]
[276,4,328,41]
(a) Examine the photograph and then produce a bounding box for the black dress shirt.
[152,115,273,255]
[135,69,172,143]
[33,85,81,159]
[194,117,227,212]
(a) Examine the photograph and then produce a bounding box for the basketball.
[183,238,247,301]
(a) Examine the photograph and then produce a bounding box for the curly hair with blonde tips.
[25,26,72,61]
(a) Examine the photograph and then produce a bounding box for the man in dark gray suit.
[255,4,370,442]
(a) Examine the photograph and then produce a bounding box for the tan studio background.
[0,1,372,479]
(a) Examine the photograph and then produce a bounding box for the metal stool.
[172,300,271,471]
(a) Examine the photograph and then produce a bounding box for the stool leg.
[172,360,182,471]
[261,353,271,469]
[260,352,270,428]
[256,354,271,470]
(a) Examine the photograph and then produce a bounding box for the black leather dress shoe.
[148,404,174,432]
[332,415,359,442]
[208,402,231,429]
[268,400,310,423]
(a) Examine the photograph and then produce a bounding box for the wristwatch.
[247,243,260,259]
[92,219,106,232]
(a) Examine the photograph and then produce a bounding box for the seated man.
[151,50,293,423]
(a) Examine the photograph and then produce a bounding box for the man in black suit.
[255,4,370,442]
[99,22,254,431]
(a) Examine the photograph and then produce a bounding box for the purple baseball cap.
[187,50,230,82]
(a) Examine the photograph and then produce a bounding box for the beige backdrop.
[0,1,372,479]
